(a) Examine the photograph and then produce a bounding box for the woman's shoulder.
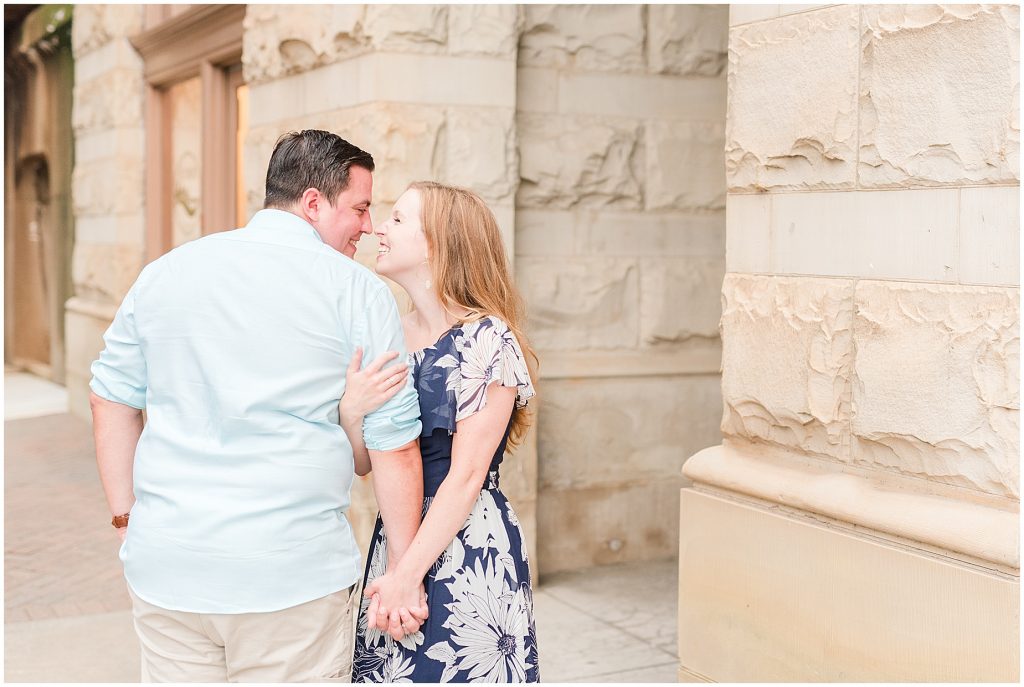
[459,314,513,341]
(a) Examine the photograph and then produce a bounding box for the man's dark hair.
[263,130,375,209]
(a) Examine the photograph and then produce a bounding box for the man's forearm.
[368,440,423,567]
[90,392,143,517]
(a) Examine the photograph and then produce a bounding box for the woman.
[340,181,540,683]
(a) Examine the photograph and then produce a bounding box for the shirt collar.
[245,209,325,245]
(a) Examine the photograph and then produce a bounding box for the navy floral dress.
[352,316,540,683]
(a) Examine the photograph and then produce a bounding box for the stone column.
[66,5,147,418]
[514,5,728,574]
[678,4,1019,681]
[240,4,527,559]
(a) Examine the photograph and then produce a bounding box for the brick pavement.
[4,407,679,682]
[5,413,131,624]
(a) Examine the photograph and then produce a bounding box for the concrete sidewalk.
[4,375,678,683]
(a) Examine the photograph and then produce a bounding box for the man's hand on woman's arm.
[339,347,409,476]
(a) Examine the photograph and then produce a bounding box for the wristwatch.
[111,513,130,529]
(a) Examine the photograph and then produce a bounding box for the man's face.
[317,166,374,258]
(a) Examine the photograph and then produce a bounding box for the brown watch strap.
[111,513,130,528]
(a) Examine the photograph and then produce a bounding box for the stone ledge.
[537,347,721,380]
[682,442,1019,570]
[65,297,117,323]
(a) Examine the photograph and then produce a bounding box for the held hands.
[365,573,429,641]
[340,348,410,424]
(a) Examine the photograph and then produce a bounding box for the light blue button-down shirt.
[90,209,421,614]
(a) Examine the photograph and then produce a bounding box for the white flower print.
[430,534,466,583]
[506,503,520,527]
[452,318,535,424]
[445,558,532,682]
[462,491,511,556]
[380,644,415,683]
[424,640,461,683]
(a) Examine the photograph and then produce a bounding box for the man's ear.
[300,187,320,222]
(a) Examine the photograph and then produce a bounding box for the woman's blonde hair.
[408,181,539,450]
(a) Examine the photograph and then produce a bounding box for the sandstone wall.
[515,5,728,573]
[721,3,1019,506]
[67,4,147,418]
[678,4,1019,680]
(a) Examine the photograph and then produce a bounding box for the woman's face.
[374,188,429,281]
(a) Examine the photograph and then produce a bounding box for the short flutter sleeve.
[435,316,535,427]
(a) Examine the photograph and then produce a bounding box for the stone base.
[677,488,1019,682]
[64,298,116,421]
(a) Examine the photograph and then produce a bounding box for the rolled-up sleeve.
[357,288,422,451]
[90,283,148,409]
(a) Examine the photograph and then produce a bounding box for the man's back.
[90,209,421,613]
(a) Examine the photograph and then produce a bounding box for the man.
[90,130,422,682]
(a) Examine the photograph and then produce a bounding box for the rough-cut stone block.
[448,5,520,58]
[539,376,722,491]
[74,214,146,247]
[859,5,1020,188]
[72,67,145,133]
[726,6,859,191]
[852,281,1020,498]
[240,125,283,219]
[519,5,645,72]
[648,5,728,77]
[242,4,368,84]
[489,204,516,260]
[74,37,143,85]
[517,114,642,210]
[71,243,144,306]
[721,274,855,461]
[959,186,1021,287]
[640,258,725,346]
[335,104,445,203]
[71,5,144,58]
[725,193,771,273]
[72,160,144,217]
[646,120,726,211]
[245,73,308,127]
[538,481,681,574]
[517,258,639,350]
[442,108,517,204]
[515,210,576,257]
[363,4,447,53]
[74,127,144,165]
[579,210,725,258]
[770,188,959,282]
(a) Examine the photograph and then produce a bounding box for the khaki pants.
[128,585,359,683]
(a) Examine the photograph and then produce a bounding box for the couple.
[89,130,540,683]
